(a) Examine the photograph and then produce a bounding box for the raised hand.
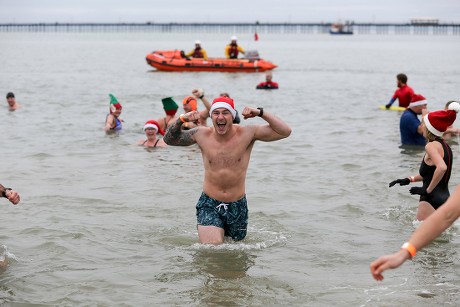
[192,88,204,99]
[241,107,260,120]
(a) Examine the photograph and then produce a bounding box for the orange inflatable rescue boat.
[146,50,277,72]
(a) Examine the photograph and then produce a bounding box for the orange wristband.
[179,114,187,123]
[401,242,417,258]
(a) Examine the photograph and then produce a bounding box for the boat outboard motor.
[245,50,260,61]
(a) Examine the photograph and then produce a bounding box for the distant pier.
[0,22,459,35]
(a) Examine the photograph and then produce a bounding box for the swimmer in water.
[5,92,21,111]
[389,102,460,221]
[105,94,123,133]
[137,120,167,148]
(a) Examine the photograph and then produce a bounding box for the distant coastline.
[1,22,459,35]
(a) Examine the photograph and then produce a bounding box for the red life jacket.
[256,81,279,89]
[192,47,204,58]
[228,44,239,59]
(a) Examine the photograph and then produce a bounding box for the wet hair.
[423,123,440,142]
[219,92,230,98]
[6,92,14,98]
[233,110,241,124]
[397,73,408,84]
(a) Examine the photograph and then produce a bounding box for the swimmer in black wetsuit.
[389,102,460,220]
[418,138,452,210]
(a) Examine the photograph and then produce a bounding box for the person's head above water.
[6,92,16,107]
[183,96,197,113]
[144,119,165,135]
[109,93,122,114]
[424,102,460,138]
[162,97,179,116]
[408,94,427,114]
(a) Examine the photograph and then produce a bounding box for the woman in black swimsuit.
[137,120,167,148]
[389,102,460,220]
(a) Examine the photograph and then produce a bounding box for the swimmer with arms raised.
[164,96,291,244]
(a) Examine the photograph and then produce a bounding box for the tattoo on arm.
[163,120,197,146]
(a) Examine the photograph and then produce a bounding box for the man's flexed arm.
[163,111,200,146]
[242,107,292,141]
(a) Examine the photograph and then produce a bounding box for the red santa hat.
[408,94,428,108]
[209,97,236,119]
[424,102,460,137]
[143,120,164,135]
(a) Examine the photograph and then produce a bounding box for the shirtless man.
[1,184,20,269]
[6,92,21,111]
[163,96,291,244]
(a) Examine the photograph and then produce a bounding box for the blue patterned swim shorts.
[196,192,248,241]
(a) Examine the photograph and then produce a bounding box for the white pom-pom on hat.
[447,101,460,113]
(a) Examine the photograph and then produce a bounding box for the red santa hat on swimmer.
[209,97,236,119]
[143,120,165,135]
[424,102,460,137]
[408,94,428,108]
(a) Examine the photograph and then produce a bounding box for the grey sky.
[0,0,459,24]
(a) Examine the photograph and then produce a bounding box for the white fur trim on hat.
[144,123,159,131]
[409,99,428,108]
[209,102,236,119]
[423,114,443,137]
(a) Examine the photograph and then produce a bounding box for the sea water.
[1,32,460,305]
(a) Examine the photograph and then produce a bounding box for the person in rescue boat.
[225,36,245,59]
[186,40,208,59]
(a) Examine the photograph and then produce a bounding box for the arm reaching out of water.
[1,184,20,205]
[370,184,460,281]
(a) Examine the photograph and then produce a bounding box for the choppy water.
[1,32,460,306]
